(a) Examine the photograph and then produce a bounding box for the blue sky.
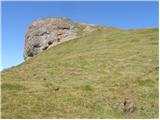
[1,1,159,70]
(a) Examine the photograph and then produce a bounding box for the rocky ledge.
[24,17,83,60]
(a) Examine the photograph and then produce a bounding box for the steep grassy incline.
[1,27,159,118]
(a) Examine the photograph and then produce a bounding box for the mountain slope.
[1,27,159,118]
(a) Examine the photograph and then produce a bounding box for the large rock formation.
[24,17,80,60]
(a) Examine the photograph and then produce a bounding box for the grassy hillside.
[1,27,159,118]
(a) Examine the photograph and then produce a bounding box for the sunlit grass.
[1,27,159,118]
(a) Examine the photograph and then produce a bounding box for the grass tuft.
[136,79,156,86]
[2,83,26,91]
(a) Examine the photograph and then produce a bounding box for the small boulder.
[123,97,137,113]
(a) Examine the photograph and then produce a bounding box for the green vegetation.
[2,83,26,91]
[136,79,156,87]
[1,27,159,118]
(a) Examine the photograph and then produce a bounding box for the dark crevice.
[57,27,70,30]
[28,52,33,57]
[42,46,48,50]
[48,41,53,45]
[40,32,49,36]
[33,44,40,48]
[35,32,49,36]
[53,38,60,42]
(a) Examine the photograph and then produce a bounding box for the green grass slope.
[1,27,159,118]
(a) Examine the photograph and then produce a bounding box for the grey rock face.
[83,24,96,32]
[24,17,79,60]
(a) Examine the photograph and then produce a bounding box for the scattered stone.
[54,87,60,91]
[155,66,159,70]
[123,97,137,113]
[33,73,36,76]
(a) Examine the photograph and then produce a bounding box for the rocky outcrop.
[24,17,80,60]
[83,24,96,32]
